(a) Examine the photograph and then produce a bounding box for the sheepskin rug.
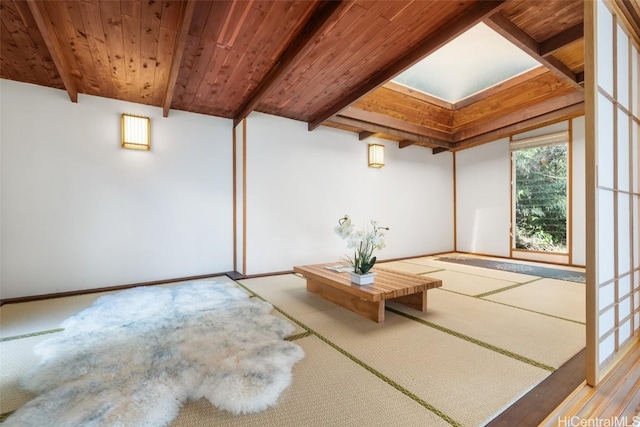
[5,281,304,426]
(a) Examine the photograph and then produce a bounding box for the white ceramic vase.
[349,271,376,285]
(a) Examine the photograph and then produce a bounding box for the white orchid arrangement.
[334,215,389,274]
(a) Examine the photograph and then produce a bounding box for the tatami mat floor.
[0,254,586,426]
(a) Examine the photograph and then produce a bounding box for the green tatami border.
[384,306,555,372]
[436,288,586,325]
[236,280,464,427]
[0,328,64,343]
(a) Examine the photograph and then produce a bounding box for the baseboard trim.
[0,271,244,306]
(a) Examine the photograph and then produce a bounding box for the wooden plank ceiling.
[0,0,619,152]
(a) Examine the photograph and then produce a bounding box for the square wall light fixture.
[121,113,150,150]
[368,144,384,168]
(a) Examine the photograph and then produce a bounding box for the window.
[511,131,569,253]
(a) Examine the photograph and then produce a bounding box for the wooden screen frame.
[585,0,640,386]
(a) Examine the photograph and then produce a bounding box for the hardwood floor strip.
[540,342,640,426]
[486,349,586,426]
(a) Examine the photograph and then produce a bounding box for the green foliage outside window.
[514,144,568,252]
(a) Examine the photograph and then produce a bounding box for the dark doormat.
[436,257,586,283]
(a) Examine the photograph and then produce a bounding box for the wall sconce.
[368,144,384,168]
[121,113,150,150]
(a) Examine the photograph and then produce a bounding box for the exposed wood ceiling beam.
[26,0,78,103]
[341,107,452,141]
[539,23,584,56]
[382,82,454,109]
[432,147,450,154]
[453,66,548,109]
[453,91,584,141]
[307,0,507,131]
[163,0,196,118]
[359,131,375,141]
[328,116,454,150]
[398,140,415,149]
[484,13,583,91]
[454,102,584,151]
[233,1,344,127]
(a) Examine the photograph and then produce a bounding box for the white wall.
[0,80,233,298]
[455,138,512,256]
[455,117,587,264]
[571,116,586,265]
[242,112,455,275]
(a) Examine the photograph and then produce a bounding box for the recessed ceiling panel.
[392,22,541,103]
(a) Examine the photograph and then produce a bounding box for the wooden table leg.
[306,278,385,322]
[392,291,427,312]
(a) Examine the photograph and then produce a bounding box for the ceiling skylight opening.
[391,22,541,103]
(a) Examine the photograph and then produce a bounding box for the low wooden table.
[293,263,442,323]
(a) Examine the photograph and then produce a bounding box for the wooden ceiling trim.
[484,13,583,91]
[453,91,584,142]
[398,140,415,149]
[359,131,375,141]
[382,81,453,109]
[432,147,450,154]
[329,115,453,149]
[453,65,548,109]
[233,0,343,127]
[341,106,452,141]
[454,102,584,151]
[452,71,574,129]
[307,0,507,131]
[163,0,196,117]
[25,0,78,102]
[539,22,584,56]
[354,88,453,132]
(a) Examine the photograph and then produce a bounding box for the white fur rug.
[5,281,304,426]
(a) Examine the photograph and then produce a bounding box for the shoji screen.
[585,0,640,385]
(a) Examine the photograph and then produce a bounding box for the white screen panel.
[597,94,615,188]
[619,273,632,298]
[617,110,630,191]
[616,25,629,109]
[600,282,615,309]
[597,0,614,95]
[634,122,639,193]
[635,195,640,268]
[598,189,616,283]
[619,319,632,343]
[599,332,616,364]
[634,46,639,118]
[600,307,616,333]
[618,193,631,273]
[620,296,632,319]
